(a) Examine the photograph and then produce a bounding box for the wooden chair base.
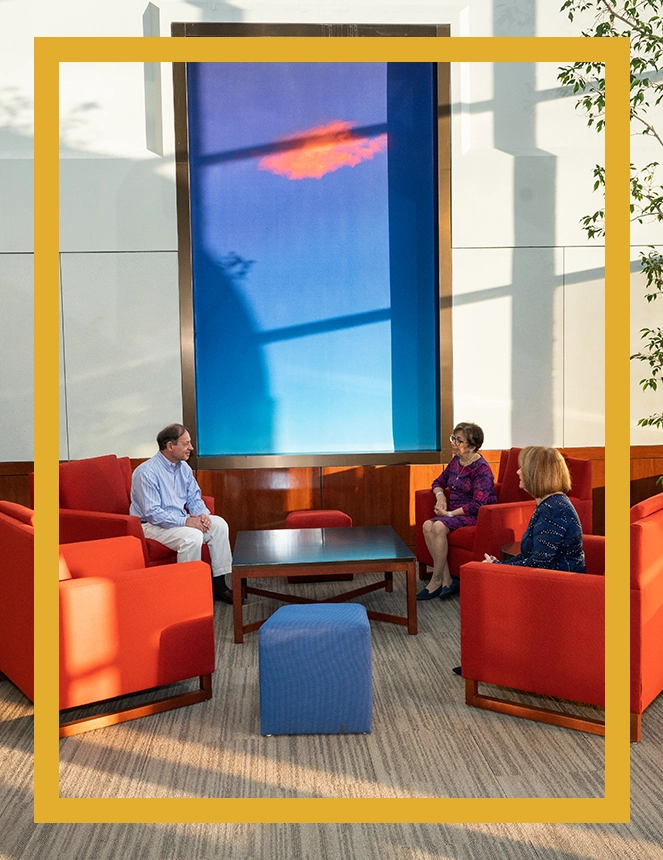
[465,678,607,736]
[465,680,643,742]
[59,674,212,738]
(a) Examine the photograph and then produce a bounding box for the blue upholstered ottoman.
[259,603,372,735]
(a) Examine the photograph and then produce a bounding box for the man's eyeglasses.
[449,435,467,445]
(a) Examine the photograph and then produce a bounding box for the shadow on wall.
[494,0,557,447]
[192,248,275,456]
[182,1,244,23]
[58,149,276,460]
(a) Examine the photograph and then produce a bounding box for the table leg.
[232,567,244,643]
[406,561,418,634]
[385,570,393,592]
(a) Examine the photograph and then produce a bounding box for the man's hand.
[185,514,211,533]
[199,513,212,533]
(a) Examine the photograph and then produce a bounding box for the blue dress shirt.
[129,451,208,528]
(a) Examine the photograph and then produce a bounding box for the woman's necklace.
[451,452,479,488]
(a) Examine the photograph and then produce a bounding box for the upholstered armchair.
[0,501,215,736]
[460,497,663,742]
[285,508,353,582]
[415,448,530,579]
[459,534,606,736]
[0,501,34,701]
[56,454,215,567]
[629,492,663,741]
[414,448,593,580]
[59,534,215,736]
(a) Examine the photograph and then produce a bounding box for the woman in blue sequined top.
[484,446,585,573]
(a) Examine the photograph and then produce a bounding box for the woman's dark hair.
[453,422,484,451]
[157,424,189,450]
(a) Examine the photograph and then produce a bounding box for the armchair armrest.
[415,488,436,521]
[414,489,437,567]
[459,560,605,706]
[471,500,536,560]
[60,536,146,578]
[59,509,145,544]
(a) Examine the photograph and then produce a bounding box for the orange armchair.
[0,499,215,737]
[459,534,606,736]
[59,535,215,736]
[56,454,215,567]
[0,501,35,701]
[414,448,593,579]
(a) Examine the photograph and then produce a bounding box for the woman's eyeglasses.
[449,435,467,445]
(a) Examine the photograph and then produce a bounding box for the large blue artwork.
[187,61,439,457]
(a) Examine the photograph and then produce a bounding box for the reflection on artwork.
[257,121,388,180]
[187,62,439,457]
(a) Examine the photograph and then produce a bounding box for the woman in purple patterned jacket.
[418,422,497,600]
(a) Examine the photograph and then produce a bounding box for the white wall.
[1,0,661,460]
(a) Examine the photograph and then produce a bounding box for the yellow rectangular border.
[34,35,631,824]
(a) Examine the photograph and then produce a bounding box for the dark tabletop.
[233,525,414,568]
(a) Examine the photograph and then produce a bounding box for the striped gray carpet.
[2,574,662,858]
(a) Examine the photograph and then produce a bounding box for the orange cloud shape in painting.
[258,120,387,180]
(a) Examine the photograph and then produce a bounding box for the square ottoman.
[259,603,372,735]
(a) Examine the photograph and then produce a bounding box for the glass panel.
[187,62,439,456]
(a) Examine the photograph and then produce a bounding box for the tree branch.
[632,113,663,148]
[598,0,654,37]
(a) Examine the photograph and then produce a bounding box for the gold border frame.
[34,35,630,824]
[171,23,453,470]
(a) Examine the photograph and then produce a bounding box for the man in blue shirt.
[130,424,233,603]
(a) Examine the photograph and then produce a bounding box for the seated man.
[130,423,233,603]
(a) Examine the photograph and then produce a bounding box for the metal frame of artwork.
[172,23,453,469]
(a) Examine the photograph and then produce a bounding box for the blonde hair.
[518,447,571,499]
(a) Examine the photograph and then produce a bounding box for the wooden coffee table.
[231,525,417,643]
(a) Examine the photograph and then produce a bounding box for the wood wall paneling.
[195,467,321,546]
[321,464,443,549]
[629,446,663,507]
[2,447,662,544]
[0,462,33,507]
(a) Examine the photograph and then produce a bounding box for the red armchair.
[459,535,606,736]
[56,454,215,567]
[285,509,353,582]
[414,448,593,580]
[460,493,663,742]
[629,492,663,741]
[0,501,35,701]
[59,534,215,736]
